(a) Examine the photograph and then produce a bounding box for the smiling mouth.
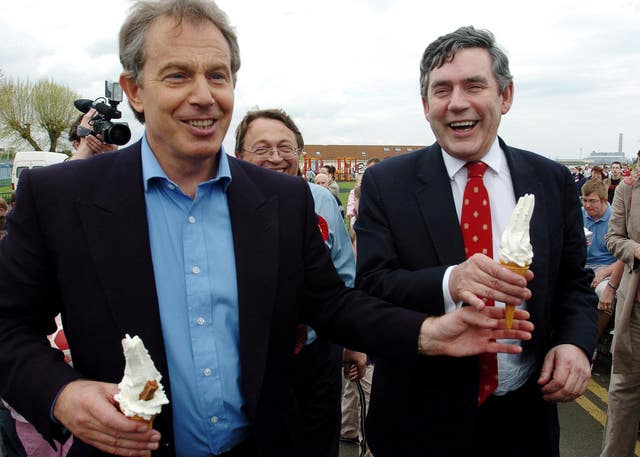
[186,119,214,129]
[449,120,477,131]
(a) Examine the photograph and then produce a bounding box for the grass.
[338,181,355,209]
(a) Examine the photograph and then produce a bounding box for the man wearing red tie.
[355,26,597,457]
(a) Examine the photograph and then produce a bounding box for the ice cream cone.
[500,261,530,329]
[124,412,156,457]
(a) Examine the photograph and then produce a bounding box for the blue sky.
[1,0,639,160]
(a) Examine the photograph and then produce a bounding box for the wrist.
[607,280,618,291]
[418,317,436,355]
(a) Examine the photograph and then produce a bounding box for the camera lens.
[103,123,131,146]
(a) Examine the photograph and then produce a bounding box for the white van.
[11,151,68,190]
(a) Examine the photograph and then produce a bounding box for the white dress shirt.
[440,137,535,395]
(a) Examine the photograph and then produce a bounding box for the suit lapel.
[227,158,279,418]
[415,143,466,265]
[501,139,546,262]
[72,143,174,440]
[501,139,547,328]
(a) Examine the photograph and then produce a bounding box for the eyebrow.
[430,75,489,88]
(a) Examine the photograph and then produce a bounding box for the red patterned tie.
[460,161,497,405]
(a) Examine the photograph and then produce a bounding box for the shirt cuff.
[442,266,461,313]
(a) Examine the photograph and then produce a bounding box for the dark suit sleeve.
[295,180,427,359]
[354,166,449,315]
[0,170,81,443]
[548,167,598,355]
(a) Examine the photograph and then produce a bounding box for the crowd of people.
[0,1,636,456]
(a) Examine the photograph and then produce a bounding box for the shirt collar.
[583,203,611,223]
[441,137,504,180]
[141,134,232,192]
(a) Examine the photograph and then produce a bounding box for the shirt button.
[167,183,175,190]
[196,317,205,326]
[188,216,196,224]
[210,416,219,424]
[192,266,201,274]
[203,368,212,376]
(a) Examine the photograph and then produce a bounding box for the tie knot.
[466,161,488,179]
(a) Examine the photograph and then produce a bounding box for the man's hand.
[53,380,161,456]
[538,344,591,402]
[448,254,532,310]
[69,109,118,161]
[343,349,367,380]
[598,283,615,315]
[418,306,533,357]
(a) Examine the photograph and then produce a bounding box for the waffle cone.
[500,261,530,329]
[121,411,156,457]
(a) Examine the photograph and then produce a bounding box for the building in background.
[301,144,425,180]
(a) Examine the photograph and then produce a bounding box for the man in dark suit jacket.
[355,26,597,457]
[0,5,534,457]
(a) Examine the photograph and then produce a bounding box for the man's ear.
[119,73,143,114]
[421,96,431,123]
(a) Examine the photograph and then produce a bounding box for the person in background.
[572,166,586,196]
[319,165,340,198]
[5,314,73,457]
[355,25,597,457]
[234,108,358,457]
[590,165,605,182]
[340,181,374,457]
[0,197,7,240]
[621,163,631,177]
[346,159,379,230]
[68,109,118,160]
[0,3,533,456]
[601,167,640,456]
[315,171,344,218]
[0,404,26,457]
[580,180,619,363]
[603,161,622,204]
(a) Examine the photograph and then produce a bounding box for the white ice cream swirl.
[114,334,169,420]
[499,194,535,267]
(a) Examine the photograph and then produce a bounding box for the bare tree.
[0,77,80,151]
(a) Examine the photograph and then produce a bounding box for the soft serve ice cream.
[114,334,169,421]
[499,194,535,328]
[499,194,535,267]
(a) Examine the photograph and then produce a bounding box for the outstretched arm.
[418,306,533,357]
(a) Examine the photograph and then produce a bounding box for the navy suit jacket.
[0,141,426,456]
[355,139,597,456]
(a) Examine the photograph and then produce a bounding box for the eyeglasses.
[243,145,299,158]
[581,198,601,205]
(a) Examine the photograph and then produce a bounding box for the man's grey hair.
[419,26,512,99]
[119,0,240,123]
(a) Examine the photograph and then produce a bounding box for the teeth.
[450,121,476,128]
[187,119,214,128]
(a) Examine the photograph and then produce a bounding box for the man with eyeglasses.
[234,108,360,457]
[581,180,621,361]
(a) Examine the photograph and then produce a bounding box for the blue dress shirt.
[141,137,249,456]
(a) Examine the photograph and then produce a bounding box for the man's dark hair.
[68,113,84,143]
[234,108,304,157]
[419,25,512,99]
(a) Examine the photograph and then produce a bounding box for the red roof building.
[301,144,425,181]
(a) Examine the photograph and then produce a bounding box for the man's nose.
[189,75,215,106]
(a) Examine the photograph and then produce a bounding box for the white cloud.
[1,0,639,159]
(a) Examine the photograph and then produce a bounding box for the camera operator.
[68,109,118,161]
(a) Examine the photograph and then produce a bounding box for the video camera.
[74,81,131,146]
